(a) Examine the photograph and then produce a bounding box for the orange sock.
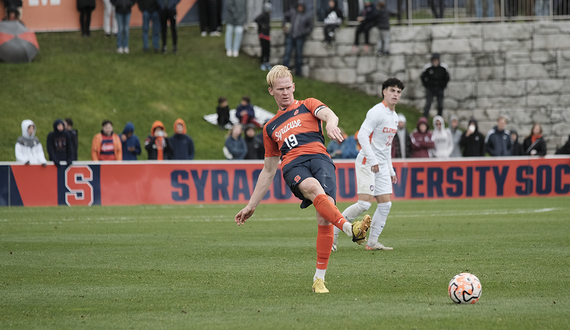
[316,224,334,270]
[313,194,348,230]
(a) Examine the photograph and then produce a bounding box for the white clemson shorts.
[354,156,393,196]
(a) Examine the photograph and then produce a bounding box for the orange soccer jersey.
[263,98,331,168]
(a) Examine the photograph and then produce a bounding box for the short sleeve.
[303,98,327,116]
[263,125,280,158]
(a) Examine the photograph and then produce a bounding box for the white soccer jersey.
[357,101,399,177]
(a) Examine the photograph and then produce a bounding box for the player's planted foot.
[365,242,393,251]
[351,215,371,245]
[312,278,329,293]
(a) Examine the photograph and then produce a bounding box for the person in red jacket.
[410,117,434,158]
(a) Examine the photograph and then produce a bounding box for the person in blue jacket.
[235,95,261,128]
[169,118,195,160]
[158,0,180,54]
[224,124,247,160]
[120,122,141,160]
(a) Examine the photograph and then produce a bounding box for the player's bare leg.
[366,193,393,251]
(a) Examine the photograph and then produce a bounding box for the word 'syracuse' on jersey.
[263,98,332,170]
[357,100,399,177]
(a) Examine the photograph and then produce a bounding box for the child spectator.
[431,115,453,158]
[169,118,195,160]
[376,1,390,56]
[523,123,547,156]
[235,95,261,127]
[391,114,412,158]
[91,120,122,161]
[224,124,247,160]
[243,124,264,160]
[225,0,247,57]
[158,0,180,54]
[459,118,485,157]
[449,115,462,157]
[15,119,47,166]
[351,0,377,54]
[216,97,231,130]
[112,0,135,54]
[322,0,343,48]
[510,130,524,156]
[137,0,160,53]
[410,117,435,158]
[255,2,272,70]
[145,120,171,160]
[77,0,96,37]
[120,122,141,160]
[47,119,73,168]
[65,118,78,161]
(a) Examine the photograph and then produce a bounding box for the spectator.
[198,0,220,37]
[2,5,21,22]
[505,0,518,19]
[169,118,195,160]
[449,115,462,157]
[47,119,73,168]
[224,124,247,160]
[475,0,494,19]
[65,118,78,161]
[485,116,512,156]
[225,0,247,57]
[91,120,122,161]
[510,130,524,156]
[77,0,95,37]
[429,0,445,18]
[351,0,377,54]
[410,117,435,158]
[523,123,547,156]
[327,127,348,159]
[120,122,141,160]
[236,95,261,127]
[340,133,359,159]
[137,0,160,53]
[102,0,118,37]
[555,135,570,155]
[322,0,343,49]
[535,0,549,17]
[255,2,272,70]
[282,0,313,77]
[391,114,412,158]
[431,116,453,158]
[158,0,180,54]
[145,120,171,160]
[376,1,391,56]
[112,0,135,54]
[421,53,450,118]
[216,97,231,130]
[460,118,485,157]
[15,119,47,166]
[243,124,264,160]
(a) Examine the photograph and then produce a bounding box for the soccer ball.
[448,273,482,304]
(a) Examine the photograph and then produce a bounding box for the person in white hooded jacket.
[431,115,453,158]
[15,119,47,166]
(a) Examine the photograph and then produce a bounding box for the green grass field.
[1,197,569,329]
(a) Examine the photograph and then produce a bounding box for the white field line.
[0,208,561,226]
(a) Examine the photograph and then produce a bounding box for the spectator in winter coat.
[77,0,96,37]
[137,0,160,52]
[255,2,272,70]
[197,0,221,37]
[243,124,264,160]
[410,117,435,158]
[485,116,512,156]
[375,1,391,55]
[326,128,357,159]
[111,0,135,54]
[282,0,313,76]
[449,115,462,157]
[145,120,171,160]
[431,115,453,158]
[510,130,524,156]
[47,119,73,168]
[91,120,123,161]
[523,123,547,156]
[158,0,180,54]
[236,95,261,127]
[120,122,141,160]
[421,53,450,118]
[65,118,78,161]
[216,97,231,130]
[224,124,247,160]
[352,0,377,53]
[169,118,195,160]
[322,0,343,48]
[460,118,485,157]
[225,0,247,57]
[555,135,570,155]
[15,119,47,166]
[391,114,412,158]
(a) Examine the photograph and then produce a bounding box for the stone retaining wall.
[241,21,570,153]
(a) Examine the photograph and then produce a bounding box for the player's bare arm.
[235,156,280,226]
[316,107,344,142]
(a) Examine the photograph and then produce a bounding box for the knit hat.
[398,114,406,123]
[263,2,272,12]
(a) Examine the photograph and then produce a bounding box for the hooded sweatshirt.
[145,120,171,160]
[510,130,524,156]
[46,119,73,167]
[410,117,435,158]
[15,119,47,165]
[431,116,453,158]
[449,115,462,158]
[169,118,195,160]
[460,119,485,157]
[121,122,141,161]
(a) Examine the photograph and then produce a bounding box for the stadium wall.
[241,21,570,154]
[1,157,569,207]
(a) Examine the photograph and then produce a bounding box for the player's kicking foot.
[312,278,329,293]
[365,242,393,251]
[351,215,371,245]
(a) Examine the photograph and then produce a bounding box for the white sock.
[335,200,372,241]
[367,201,391,246]
[314,268,327,281]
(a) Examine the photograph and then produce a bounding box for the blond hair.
[266,65,293,88]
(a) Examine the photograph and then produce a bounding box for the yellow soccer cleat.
[351,215,371,245]
[312,278,329,293]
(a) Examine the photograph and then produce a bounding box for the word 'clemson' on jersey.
[263,98,332,169]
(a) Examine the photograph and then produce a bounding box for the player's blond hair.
[266,65,293,88]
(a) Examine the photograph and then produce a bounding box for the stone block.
[407,68,424,82]
[526,79,569,95]
[371,72,390,84]
[507,109,535,125]
[337,69,357,84]
[356,56,377,75]
[478,66,505,81]
[483,40,532,53]
[407,54,432,68]
[390,42,430,55]
[432,24,482,39]
[506,63,549,79]
[453,54,477,67]
[527,95,560,107]
[335,28,355,44]
[447,82,476,101]
[482,23,533,40]
[478,96,526,108]
[453,67,478,81]
[392,25,431,42]
[329,56,345,68]
[533,34,570,50]
[505,51,532,64]
[356,76,366,84]
[477,81,526,97]
[375,55,406,74]
[474,53,506,66]
[531,50,557,63]
[534,21,570,34]
[304,40,331,57]
[433,38,483,54]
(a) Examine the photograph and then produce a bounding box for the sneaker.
[105,33,111,38]
[143,48,149,53]
[232,50,239,57]
[173,46,178,54]
[312,278,329,293]
[201,31,207,37]
[162,46,167,54]
[351,215,371,245]
[117,47,123,54]
[260,64,267,71]
[210,31,221,37]
[226,49,232,57]
[331,243,337,252]
[264,62,272,70]
[365,242,393,251]
[124,47,129,54]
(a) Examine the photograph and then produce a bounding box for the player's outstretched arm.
[316,107,344,142]
[235,156,280,226]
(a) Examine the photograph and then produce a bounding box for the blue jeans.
[225,24,243,52]
[142,11,160,50]
[282,35,306,76]
[116,12,131,49]
[475,0,494,17]
[535,0,549,16]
